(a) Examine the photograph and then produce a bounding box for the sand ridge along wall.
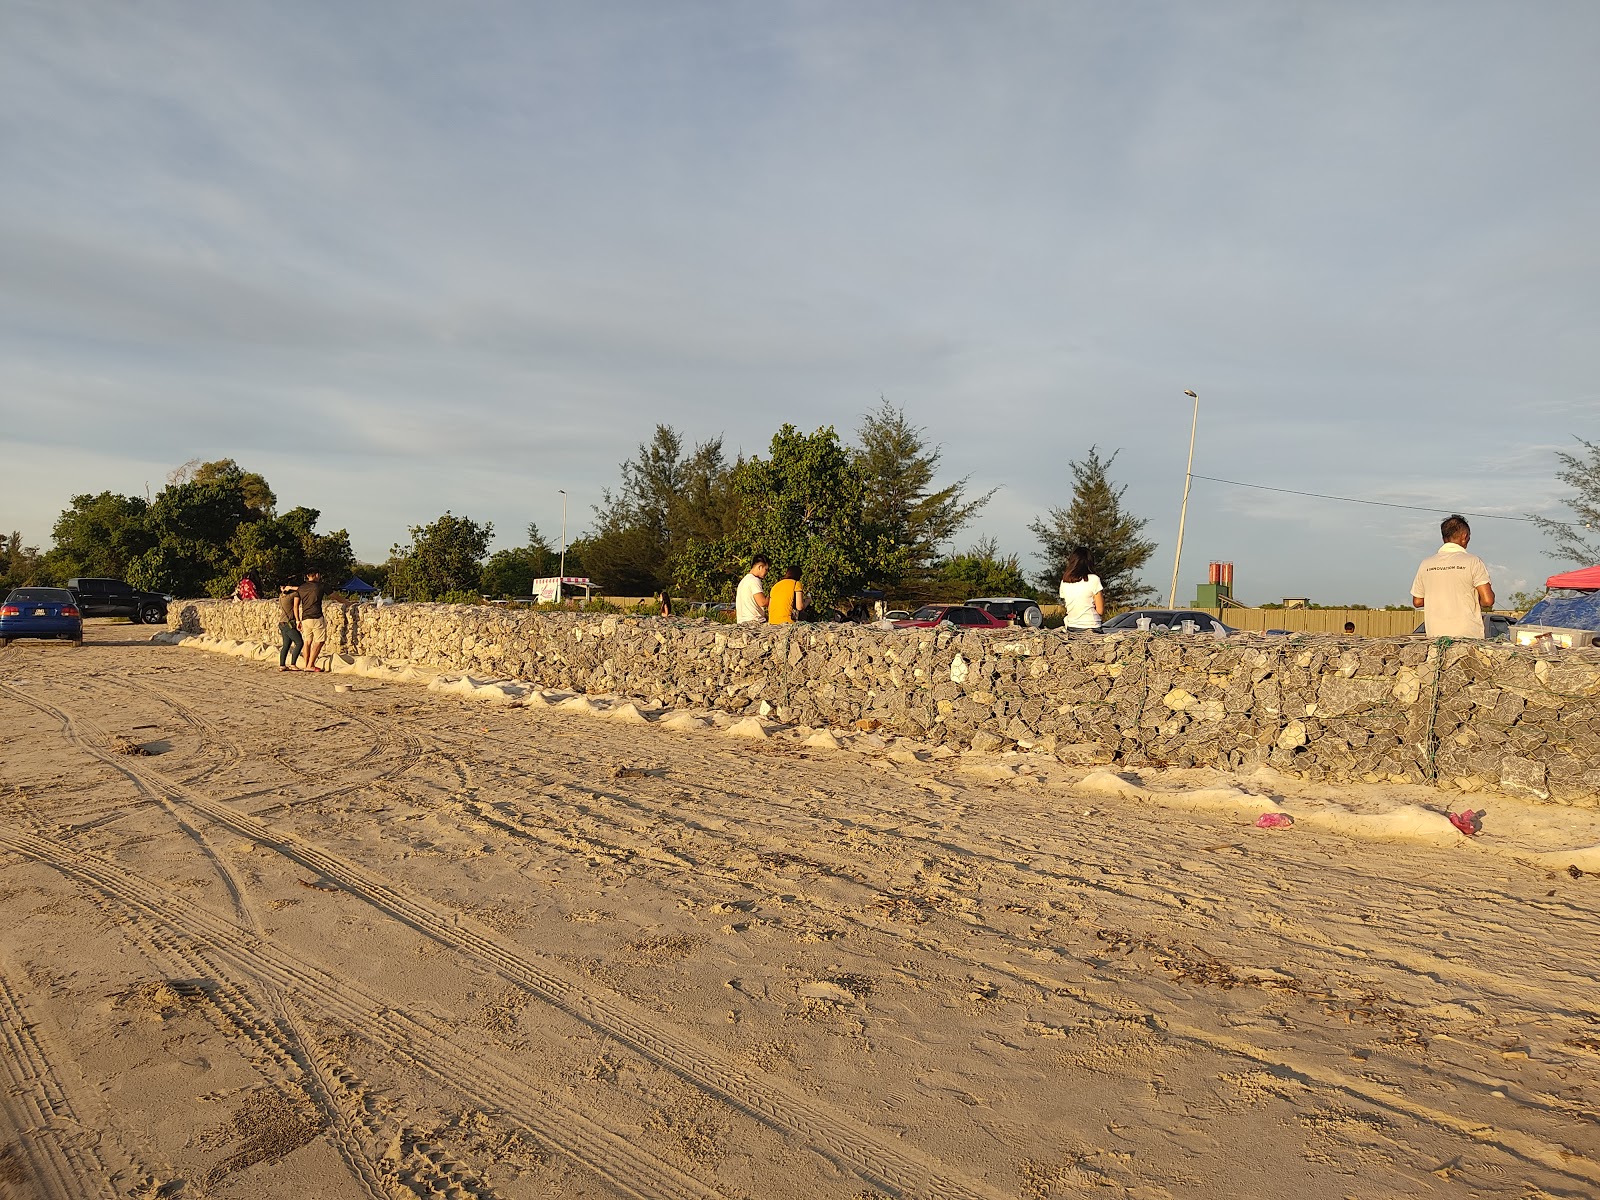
[175,600,1600,805]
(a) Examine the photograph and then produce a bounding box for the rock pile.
[175,601,1600,804]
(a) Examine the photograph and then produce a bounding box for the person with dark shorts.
[297,570,328,672]
[277,584,302,671]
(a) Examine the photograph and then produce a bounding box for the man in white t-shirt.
[735,555,770,624]
[1411,514,1494,639]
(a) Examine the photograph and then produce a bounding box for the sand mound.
[660,712,709,733]
[1074,770,1148,799]
[725,717,769,740]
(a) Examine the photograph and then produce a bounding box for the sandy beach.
[1,620,1597,1199]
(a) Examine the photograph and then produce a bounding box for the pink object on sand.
[1447,811,1479,836]
[1255,813,1294,829]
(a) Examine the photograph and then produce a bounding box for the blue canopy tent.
[1518,565,1600,642]
[340,576,377,594]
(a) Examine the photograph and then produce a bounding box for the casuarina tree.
[1029,446,1156,609]
[387,512,493,601]
[1530,436,1600,565]
[854,399,993,587]
[677,424,900,608]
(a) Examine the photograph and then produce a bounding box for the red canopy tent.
[1546,564,1600,589]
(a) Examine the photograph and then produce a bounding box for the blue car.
[0,587,84,646]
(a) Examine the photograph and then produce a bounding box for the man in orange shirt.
[767,567,804,624]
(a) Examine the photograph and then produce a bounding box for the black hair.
[1440,514,1470,542]
[751,554,770,568]
[1061,546,1094,584]
[783,566,799,580]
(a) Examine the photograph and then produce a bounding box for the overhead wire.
[1187,474,1590,528]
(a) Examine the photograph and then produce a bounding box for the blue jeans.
[278,622,304,667]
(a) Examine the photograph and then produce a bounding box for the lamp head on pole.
[1183,389,1197,399]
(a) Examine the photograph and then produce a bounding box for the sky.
[2,1,1596,606]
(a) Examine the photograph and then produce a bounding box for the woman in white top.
[1058,547,1105,630]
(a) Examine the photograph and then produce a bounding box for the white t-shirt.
[1059,575,1103,629]
[735,571,766,623]
[1411,544,1491,639]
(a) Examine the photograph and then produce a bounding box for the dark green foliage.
[678,424,902,608]
[480,526,561,598]
[1029,446,1156,609]
[128,474,269,596]
[1,532,51,591]
[387,512,493,601]
[232,506,355,591]
[46,492,154,581]
[855,399,992,584]
[584,426,738,595]
[1530,436,1600,564]
[932,537,1032,601]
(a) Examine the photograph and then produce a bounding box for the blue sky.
[2,2,1596,604]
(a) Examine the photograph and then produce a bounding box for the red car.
[892,604,1012,630]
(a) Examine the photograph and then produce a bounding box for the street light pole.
[1168,389,1199,609]
[558,489,567,602]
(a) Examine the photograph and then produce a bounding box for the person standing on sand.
[1057,546,1104,631]
[297,569,329,671]
[277,584,302,671]
[1412,514,1494,639]
[735,555,770,624]
[766,566,803,624]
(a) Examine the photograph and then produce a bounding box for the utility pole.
[558,489,567,604]
[1168,389,1199,609]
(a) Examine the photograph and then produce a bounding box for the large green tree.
[584,426,738,595]
[1029,446,1156,609]
[45,492,153,580]
[1530,436,1600,564]
[128,466,272,596]
[854,399,993,586]
[678,424,900,607]
[231,506,355,589]
[387,512,493,600]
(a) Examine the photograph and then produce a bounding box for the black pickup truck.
[66,578,170,624]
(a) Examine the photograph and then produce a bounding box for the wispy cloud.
[1,1,1596,601]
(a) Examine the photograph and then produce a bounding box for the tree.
[129,467,271,596]
[231,506,355,589]
[1530,437,1600,564]
[45,492,153,580]
[677,425,900,607]
[854,399,993,584]
[933,536,1032,600]
[0,532,49,591]
[480,524,562,598]
[387,513,493,600]
[584,426,739,595]
[1029,446,1157,609]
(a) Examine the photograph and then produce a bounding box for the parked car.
[1411,614,1516,640]
[966,596,1044,628]
[0,587,83,645]
[892,604,1013,630]
[884,610,912,621]
[66,577,170,624]
[1099,609,1238,635]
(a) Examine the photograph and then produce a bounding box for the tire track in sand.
[0,828,729,1200]
[0,967,118,1200]
[0,682,1004,1200]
